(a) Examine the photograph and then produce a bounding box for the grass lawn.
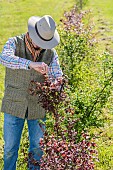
[85,0,113,54]
[87,0,113,21]
[0,0,75,51]
[84,0,113,169]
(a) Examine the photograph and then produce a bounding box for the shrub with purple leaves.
[29,76,67,113]
[60,5,95,41]
[29,76,97,170]
[40,133,97,170]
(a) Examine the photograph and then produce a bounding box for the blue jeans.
[3,113,46,170]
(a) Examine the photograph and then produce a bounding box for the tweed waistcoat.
[1,34,54,119]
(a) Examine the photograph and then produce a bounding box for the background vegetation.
[85,0,113,169]
[0,0,113,169]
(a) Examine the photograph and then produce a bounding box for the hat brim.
[28,16,60,49]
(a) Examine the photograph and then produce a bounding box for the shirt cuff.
[26,60,32,70]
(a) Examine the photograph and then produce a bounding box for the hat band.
[35,22,54,41]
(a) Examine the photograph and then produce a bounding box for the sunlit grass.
[85,0,113,54]
[91,113,113,170]
[83,0,113,169]
[0,0,75,51]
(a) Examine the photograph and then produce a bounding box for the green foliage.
[56,8,113,134]
[58,30,95,88]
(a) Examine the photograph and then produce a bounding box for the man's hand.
[29,62,48,75]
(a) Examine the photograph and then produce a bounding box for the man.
[0,15,63,170]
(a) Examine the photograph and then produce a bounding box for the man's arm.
[0,38,31,70]
[0,38,48,74]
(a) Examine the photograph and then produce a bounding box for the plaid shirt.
[0,38,63,79]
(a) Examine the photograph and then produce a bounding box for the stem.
[80,0,82,9]
[86,75,113,117]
